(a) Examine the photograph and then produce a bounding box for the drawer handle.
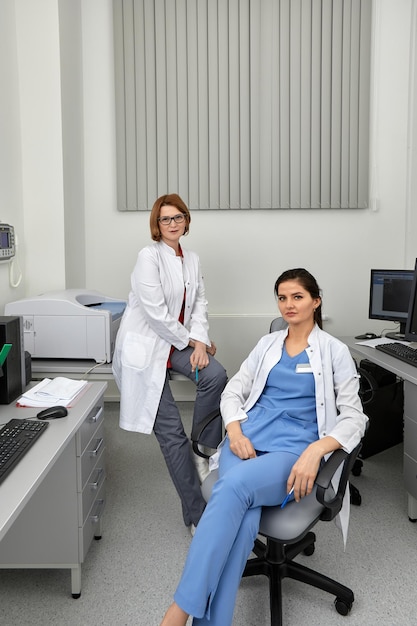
[89,437,104,457]
[90,499,105,524]
[88,405,103,424]
[89,468,105,490]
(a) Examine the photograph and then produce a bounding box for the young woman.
[160,268,367,626]
[112,194,227,532]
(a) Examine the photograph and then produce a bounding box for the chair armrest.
[316,442,362,521]
[191,409,222,458]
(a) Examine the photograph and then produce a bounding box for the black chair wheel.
[351,459,363,477]
[334,597,352,616]
[303,543,315,556]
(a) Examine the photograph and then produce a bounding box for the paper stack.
[17,377,89,408]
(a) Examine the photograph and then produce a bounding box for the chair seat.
[201,470,326,543]
[168,371,191,382]
[200,468,217,501]
[259,486,325,542]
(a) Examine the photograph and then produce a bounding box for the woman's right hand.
[227,421,256,459]
[189,340,209,371]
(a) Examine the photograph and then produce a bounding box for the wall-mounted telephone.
[0,223,16,262]
[0,223,21,287]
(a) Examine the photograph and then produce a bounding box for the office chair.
[192,414,361,626]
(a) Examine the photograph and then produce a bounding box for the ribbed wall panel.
[113,0,371,210]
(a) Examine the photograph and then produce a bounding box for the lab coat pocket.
[121,331,155,371]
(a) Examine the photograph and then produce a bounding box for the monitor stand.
[386,322,406,341]
[385,332,405,340]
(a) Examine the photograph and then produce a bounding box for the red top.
[167,246,185,369]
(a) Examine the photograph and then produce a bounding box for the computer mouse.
[36,406,68,420]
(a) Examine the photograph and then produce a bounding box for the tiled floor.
[0,402,416,626]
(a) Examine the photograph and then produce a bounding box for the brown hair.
[150,194,191,242]
[274,268,323,329]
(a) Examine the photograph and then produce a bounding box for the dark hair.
[274,268,323,329]
[150,193,191,242]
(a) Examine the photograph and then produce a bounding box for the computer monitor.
[405,259,417,342]
[369,268,414,340]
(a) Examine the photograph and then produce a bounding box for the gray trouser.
[153,347,227,526]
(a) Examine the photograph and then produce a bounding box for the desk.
[0,382,107,597]
[341,337,417,521]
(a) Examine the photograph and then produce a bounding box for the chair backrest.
[356,366,377,406]
[269,317,288,332]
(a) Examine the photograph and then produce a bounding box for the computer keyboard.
[0,419,49,486]
[375,342,417,367]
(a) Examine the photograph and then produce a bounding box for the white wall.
[0,0,25,305]
[1,0,417,377]
[14,0,66,295]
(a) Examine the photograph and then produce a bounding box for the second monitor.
[369,268,414,340]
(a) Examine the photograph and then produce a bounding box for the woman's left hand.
[207,341,217,356]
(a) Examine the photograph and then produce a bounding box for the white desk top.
[0,381,107,542]
[30,358,189,383]
[340,336,417,385]
[31,359,113,375]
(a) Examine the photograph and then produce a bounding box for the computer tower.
[359,359,404,458]
[0,316,25,404]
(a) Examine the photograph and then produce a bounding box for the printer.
[5,289,126,363]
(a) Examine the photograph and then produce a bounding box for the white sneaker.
[193,451,210,483]
[190,523,196,537]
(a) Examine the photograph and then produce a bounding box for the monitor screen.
[405,259,417,342]
[369,268,414,339]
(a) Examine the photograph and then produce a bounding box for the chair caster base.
[335,596,353,616]
[350,483,362,506]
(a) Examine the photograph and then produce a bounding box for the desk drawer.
[79,480,106,561]
[80,448,106,524]
[404,415,417,462]
[77,400,104,455]
[79,421,105,489]
[404,452,417,500]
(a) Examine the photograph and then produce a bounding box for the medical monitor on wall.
[369,268,414,340]
[404,259,417,342]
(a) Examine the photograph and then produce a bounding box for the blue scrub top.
[242,347,318,454]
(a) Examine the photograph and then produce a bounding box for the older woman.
[112,194,227,533]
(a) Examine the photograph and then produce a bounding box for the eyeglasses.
[158,214,186,226]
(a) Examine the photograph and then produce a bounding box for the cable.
[9,256,22,288]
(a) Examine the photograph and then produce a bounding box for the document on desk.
[355,338,398,347]
[16,377,89,408]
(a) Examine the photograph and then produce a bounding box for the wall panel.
[113,0,372,210]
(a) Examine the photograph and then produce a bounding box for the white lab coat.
[112,241,211,433]
[219,324,368,541]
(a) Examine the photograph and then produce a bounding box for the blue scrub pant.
[173,438,297,625]
[153,347,227,527]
